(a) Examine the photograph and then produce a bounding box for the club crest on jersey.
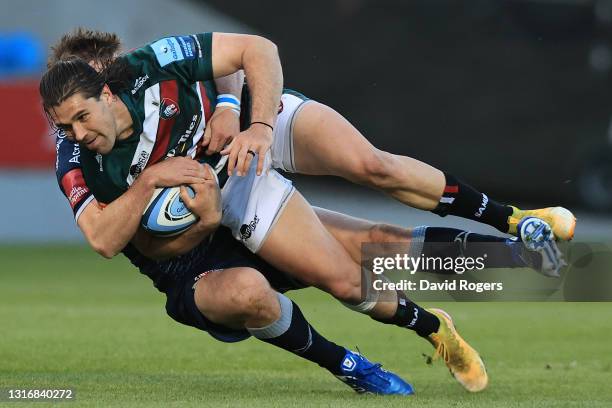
[160,98,180,120]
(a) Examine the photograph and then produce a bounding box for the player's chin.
[92,140,112,155]
[96,145,112,155]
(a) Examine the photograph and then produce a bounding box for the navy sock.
[374,291,440,337]
[421,227,527,271]
[247,293,346,375]
[432,173,513,233]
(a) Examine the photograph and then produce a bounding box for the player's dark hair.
[40,58,104,116]
[39,57,133,121]
[48,27,121,69]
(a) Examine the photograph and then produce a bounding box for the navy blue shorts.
[163,227,307,343]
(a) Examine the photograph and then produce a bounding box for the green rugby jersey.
[81,33,226,204]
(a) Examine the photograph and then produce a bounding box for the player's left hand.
[220,124,272,177]
[201,107,240,155]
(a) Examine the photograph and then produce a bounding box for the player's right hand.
[220,123,273,177]
[141,156,207,188]
[179,164,222,229]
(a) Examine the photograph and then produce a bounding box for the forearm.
[214,70,244,100]
[79,175,156,258]
[131,221,218,261]
[242,38,282,124]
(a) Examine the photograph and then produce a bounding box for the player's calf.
[350,148,393,187]
[324,275,364,305]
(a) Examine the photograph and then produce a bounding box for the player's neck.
[112,97,134,141]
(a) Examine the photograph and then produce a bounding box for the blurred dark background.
[202,0,612,210]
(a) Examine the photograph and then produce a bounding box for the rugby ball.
[141,186,198,236]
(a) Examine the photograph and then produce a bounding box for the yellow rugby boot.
[427,308,488,392]
[507,206,576,241]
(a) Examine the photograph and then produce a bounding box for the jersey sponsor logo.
[177,36,196,59]
[160,98,180,120]
[68,143,81,164]
[131,75,149,94]
[151,36,196,67]
[69,186,89,207]
[239,214,260,240]
[56,134,81,171]
[167,114,200,157]
[61,168,91,210]
[55,131,72,170]
[129,150,150,178]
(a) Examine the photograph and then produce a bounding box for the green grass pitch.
[1,245,611,407]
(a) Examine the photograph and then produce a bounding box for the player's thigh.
[258,192,362,301]
[193,267,277,329]
[314,207,415,263]
[292,101,384,178]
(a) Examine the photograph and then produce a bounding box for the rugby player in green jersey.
[43,30,567,394]
[49,31,417,396]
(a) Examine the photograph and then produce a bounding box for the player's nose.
[73,122,87,142]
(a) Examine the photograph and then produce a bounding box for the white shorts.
[270,91,312,173]
[220,153,294,253]
[219,90,309,252]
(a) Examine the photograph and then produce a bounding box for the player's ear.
[100,84,115,104]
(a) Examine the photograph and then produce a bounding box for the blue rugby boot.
[334,349,414,395]
[512,217,567,277]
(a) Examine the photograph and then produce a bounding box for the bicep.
[211,33,258,78]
